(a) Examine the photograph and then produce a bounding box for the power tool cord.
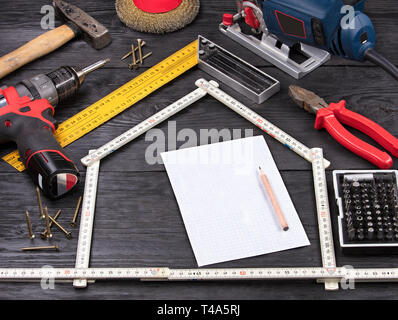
[365,49,398,81]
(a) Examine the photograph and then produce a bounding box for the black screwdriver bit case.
[333,170,398,254]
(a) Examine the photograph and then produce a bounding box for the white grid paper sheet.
[161,136,310,266]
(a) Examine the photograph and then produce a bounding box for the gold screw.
[121,40,146,60]
[142,51,152,61]
[48,216,72,239]
[70,196,83,227]
[40,209,61,239]
[22,244,59,252]
[36,187,45,219]
[130,52,153,69]
[25,210,35,240]
[137,39,144,64]
[129,43,138,70]
[44,207,52,238]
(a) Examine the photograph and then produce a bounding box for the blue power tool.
[220,0,398,79]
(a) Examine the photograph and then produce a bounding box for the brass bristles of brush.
[115,0,200,34]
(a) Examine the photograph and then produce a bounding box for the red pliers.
[289,86,398,169]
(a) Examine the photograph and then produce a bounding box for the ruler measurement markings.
[311,148,338,291]
[81,87,210,165]
[73,150,100,288]
[57,115,103,139]
[1,267,398,282]
[195,79,330,167]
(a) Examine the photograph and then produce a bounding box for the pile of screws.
[121,39,152,70]
[22,188,83,252]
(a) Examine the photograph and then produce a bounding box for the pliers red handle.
[315,100,398,169]
[289,86,398,169]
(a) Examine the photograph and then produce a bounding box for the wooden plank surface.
[0,0,397,299]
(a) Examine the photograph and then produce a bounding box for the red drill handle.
[315,106,393,169]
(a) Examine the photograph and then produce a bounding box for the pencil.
[258,167,289,231]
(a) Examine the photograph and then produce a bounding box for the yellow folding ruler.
[2,40,199,171]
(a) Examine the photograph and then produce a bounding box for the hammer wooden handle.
[0,24,76,79]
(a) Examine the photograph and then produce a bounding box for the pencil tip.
[259,166,261,170]
[283,227,289,231]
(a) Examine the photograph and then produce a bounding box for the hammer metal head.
[53,0,111,50]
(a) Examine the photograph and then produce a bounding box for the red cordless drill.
[0,59,109,199]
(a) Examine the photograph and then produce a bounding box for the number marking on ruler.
[81,85,213,166]
[311,148,338,291]
[195,79,330,168]
[166,267,339,281]
[2,41,199,171]
[73,150,100,288]
[0,268,169,281]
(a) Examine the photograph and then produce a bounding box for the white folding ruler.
[3,82,398,287]
[1,147,398,286]
[81,79,329,167]
[195,79,330,168]
[81,85,212,166]
[1,267,398,283]
[311,148,339,291]
[73,150,100,288]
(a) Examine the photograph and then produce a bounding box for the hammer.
[0,0,111,79]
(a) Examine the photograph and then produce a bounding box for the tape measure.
[311,148,338,291]
[2,41,199,171]
[73,150,100,288]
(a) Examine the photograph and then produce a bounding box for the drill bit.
[75,59,111,85]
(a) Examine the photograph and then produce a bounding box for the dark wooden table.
[0,0,397,300]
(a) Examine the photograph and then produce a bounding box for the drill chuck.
[14,59,110,106]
